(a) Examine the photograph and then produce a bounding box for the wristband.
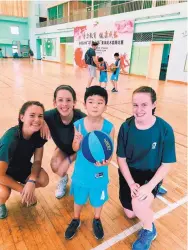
[27,179,36,184]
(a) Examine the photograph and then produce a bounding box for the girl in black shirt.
[41,85,86,199]
[0,101,49,219]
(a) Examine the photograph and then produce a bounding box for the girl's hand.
[21,181,36,206]
[95,159,110,167]
[137,184,152,200]
[130,183,140,198]
[40,121,51,140]
[74,124,83,144]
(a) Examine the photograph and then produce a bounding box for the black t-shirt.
[44,109,86,155]
[0,126,47,173]
[88,48,96,67]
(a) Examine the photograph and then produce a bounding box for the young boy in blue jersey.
[117,86,176,250]
[111,52,121,93]
[98,57,108,89]
[65,86,114,240]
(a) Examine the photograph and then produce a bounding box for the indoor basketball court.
[0,1,187,250]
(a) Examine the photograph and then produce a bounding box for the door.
[159,44,171,81]
[148,44,163,79]
[60,44,66,64]
[36,39,42,60]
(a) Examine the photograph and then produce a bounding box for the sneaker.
[55,174,68,199]
[157,185,167,196]
[132,223,157,250]
[0,204,8,219]
[111,88,115,92]
[65,219,81,239]
[93,218,104,240]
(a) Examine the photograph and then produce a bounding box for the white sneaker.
[55,174,68,199]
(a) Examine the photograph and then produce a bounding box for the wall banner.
[74,20,134,73]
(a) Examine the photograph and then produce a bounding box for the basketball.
[98,65,105,70]
[82,130,113,163]
[110,64,116,72]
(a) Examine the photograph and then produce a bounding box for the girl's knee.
[124,208,136,219]
[0,185,11,200]
[37,171,49,187]
[132,194,154,209]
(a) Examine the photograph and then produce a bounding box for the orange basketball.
[110,64,116,72]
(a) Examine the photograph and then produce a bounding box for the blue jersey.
[111,59,120,81]
[72,118,114,188]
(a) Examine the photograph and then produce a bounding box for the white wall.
[167,19,187,82]
[30,2,188,82]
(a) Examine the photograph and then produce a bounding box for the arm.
[117,157,135,187]
[138,125,176,200]
[137,163,171,201]
[92,56,99,66]
[29,147,44,181]
[148,163,171,190]
[116,123,140,196]
[117,156,140,197]
[114,60,121,69]
[21,147,44,205]
[40,120,51,139]
[0,161,23,193]
[72,125,83,152]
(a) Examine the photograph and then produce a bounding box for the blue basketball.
[82,130,113,163]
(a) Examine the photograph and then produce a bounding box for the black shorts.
[6,162,32,184]
[119,168,161,211]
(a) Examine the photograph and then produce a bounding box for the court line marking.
[156,195,172,206]
[110,160,172,206]
[91,196,188,250]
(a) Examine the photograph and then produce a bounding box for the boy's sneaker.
[132,223,157,250]
[0,204,8,219]
[157,185,167,196]
[111,88,115,92]
[65,219,81,239]
[93,218,104,240]
[55,174,68,199]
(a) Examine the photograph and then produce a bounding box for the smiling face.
[132,92,156,123]
[53,89,76,117]
[20,105,44,133]
[85,95,106,117]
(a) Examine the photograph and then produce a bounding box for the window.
[48,4,63,20]
[12,45,18,53]
[60,37,74,43]
[10,26,19,35]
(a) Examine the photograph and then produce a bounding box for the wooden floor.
[0,58,187,250]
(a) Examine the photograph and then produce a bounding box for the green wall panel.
[60,37,74,43]
[43,38,56,56]
[65,44,74,64]
[0,17,29,46]
[130,45,150,76]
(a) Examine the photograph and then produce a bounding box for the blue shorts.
[111,68,120,81]
[99,71,108,83]
[70,182,109,207]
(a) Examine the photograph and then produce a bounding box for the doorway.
[36,39,42,60]
[60,44,66,65]
[148,43,171,80]
[148,44,164,79]
[159,44,171,81]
